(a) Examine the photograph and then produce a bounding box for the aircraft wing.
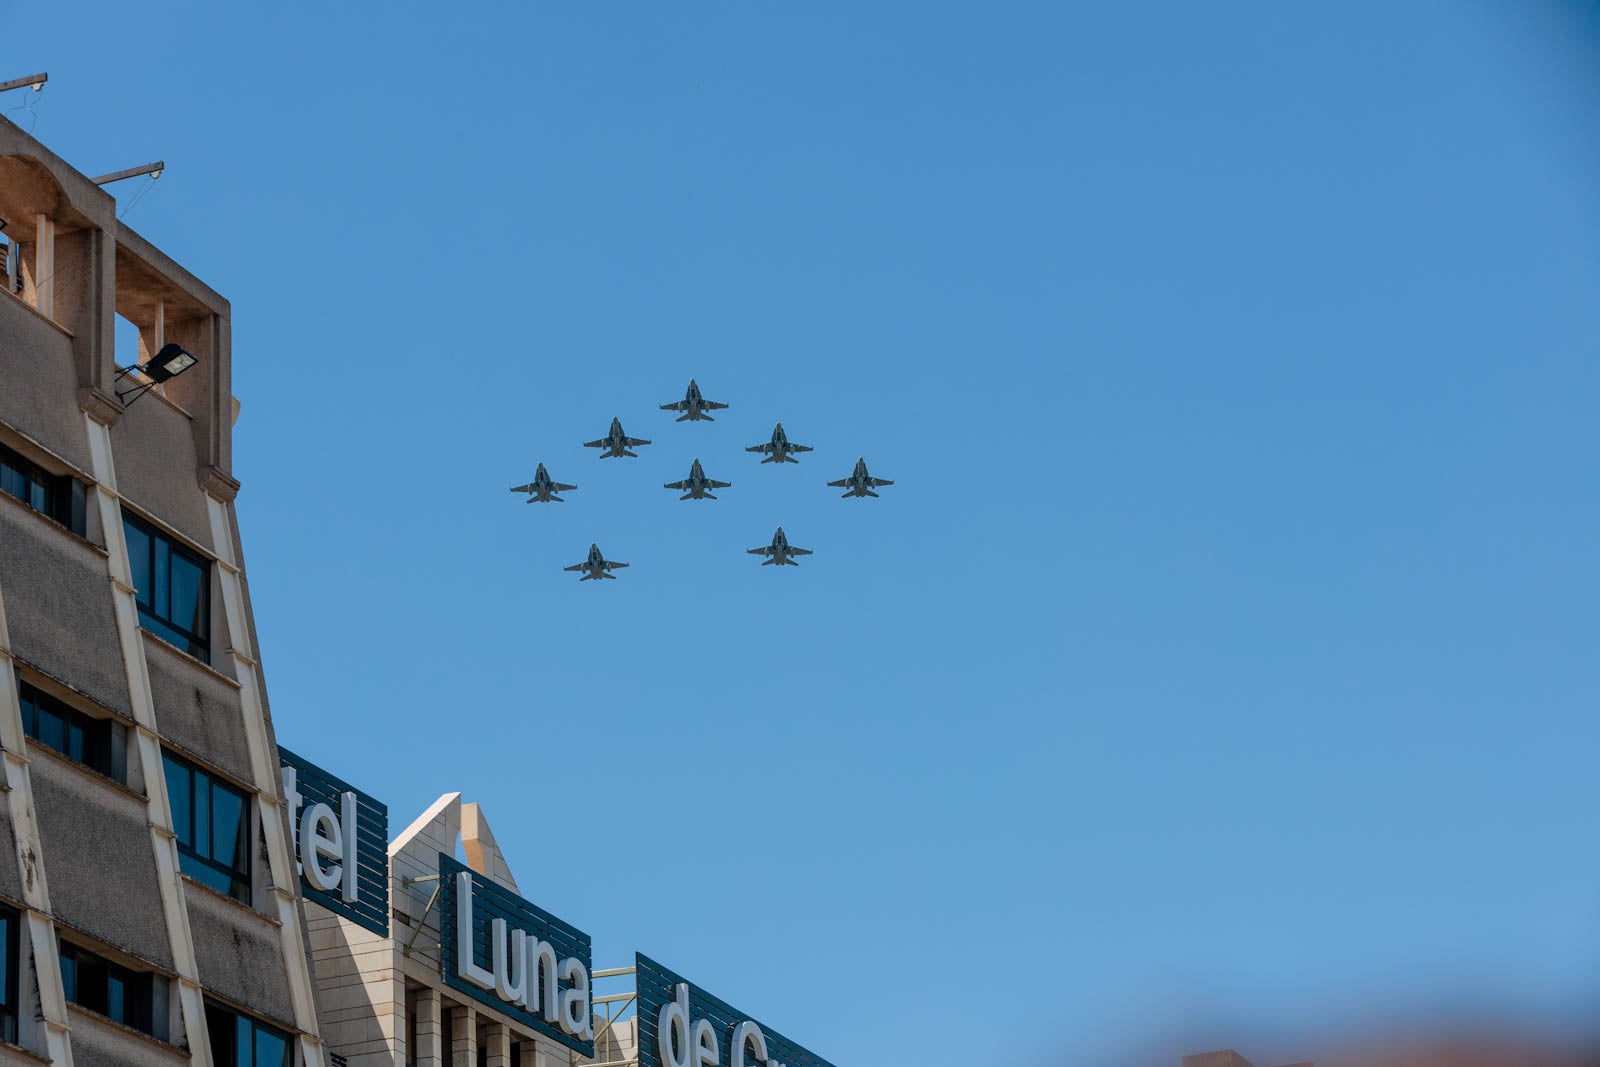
[604,561,628,570]
[790,444,814,453]
[660,400,687,412]
[706,480,732,490]
[790,547,813,555]
[663,479,691,490]
[746,443,775,453]
[562,563,585,572]
[551,482,578,492]
[826,478,850,487]
[582,438,606,448]
[509,483,536,494]
[705,401,729,410]
[625,436,652,447]
[748,545,775,556]
[870,477,895,487]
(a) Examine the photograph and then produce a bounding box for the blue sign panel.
[437,854,595,1057]
[278,747,389,936]
[636,953,837,1067]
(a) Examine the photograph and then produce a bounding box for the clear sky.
[9,4,1600,1064]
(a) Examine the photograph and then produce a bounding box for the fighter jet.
[828,457,894,499]
[660,379,728,422]
[563,543,628,581]
[745,422,813,465]
[747,526,812,567]
[583,417,651,458]
[663,458,731,501]
[508,463,577,503]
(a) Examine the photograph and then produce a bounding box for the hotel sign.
[438,853,594,1056]
[279,747,389,936]
[636,953,836,1067]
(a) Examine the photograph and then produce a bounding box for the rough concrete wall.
[110,392,212,551]
[0,799,21,901]
[29,752,173,969]
[0,1043,50,1066]
[0,293,92,472]
[0,502,128,714]
[143,634,250,784]
[65,1005,188,1067]
[186,881,296,1029]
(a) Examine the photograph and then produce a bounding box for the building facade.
[302,790,602,1067]
[0,116,329,1064]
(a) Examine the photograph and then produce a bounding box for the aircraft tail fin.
[865,489,879,498]
[602,572,617,579]
[761,455,776,464]
[622,449,637,458]
[675,413,691,422]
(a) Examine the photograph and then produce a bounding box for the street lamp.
[116,343,198,406]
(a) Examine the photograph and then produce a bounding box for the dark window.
[205,1001,291,1067]
[0,442,86,536]
[59,941,155,1035]
[162,753,250,903]
[0,906,16,1044]
[18,683,121,782]
[122,514,210,660]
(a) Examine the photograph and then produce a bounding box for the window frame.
[18,682,121,783]
[162,752,252,904]
[0,905,17,1046]
[58,939,156,1036]
[204,1000,292,1067]
[0,441,87,536]
[122,512,211,661]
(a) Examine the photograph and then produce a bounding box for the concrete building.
[0,115,330,1064]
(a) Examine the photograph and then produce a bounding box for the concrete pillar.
[484,1022,511,1067]
[414,989,444,1067]
[450,1004,477,1067]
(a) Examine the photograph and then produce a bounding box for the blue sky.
[10,3,1600,1063]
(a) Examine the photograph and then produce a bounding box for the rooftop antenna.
[0,73,47,95]
[92,162,164,185]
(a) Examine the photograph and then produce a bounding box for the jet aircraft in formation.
[583,417,651,459]
[663,458,732,501]
[508,463,577,503]
[828,457,895,499]
[748,526,811,567]
[563,543,628,581]
[746,422,813,464]
[522,378,896,580]
[660,379,729,422]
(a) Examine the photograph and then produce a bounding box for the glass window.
[0,442,87,536]
[163,753,250,903]
[122,513,210,661]
[206,1001,291,1067]
[0,907,16,1045]
[18,683,119,782]
[125,521,152,603]
[58,941,154,1035]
